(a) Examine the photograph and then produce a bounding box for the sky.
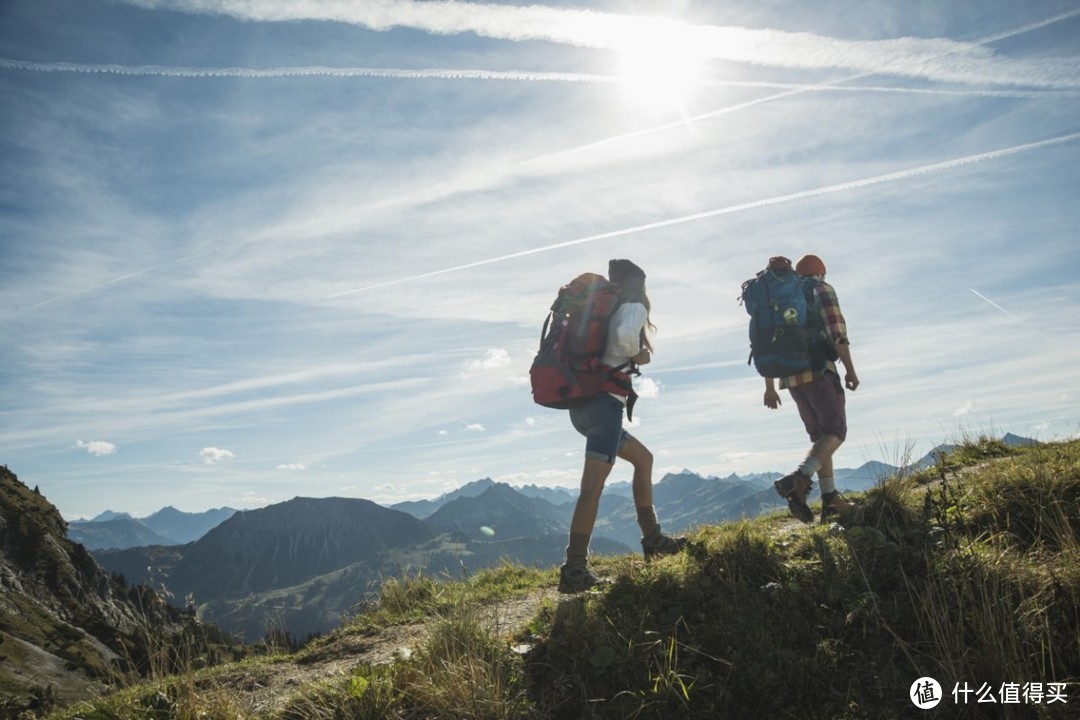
[2,0,1078,520]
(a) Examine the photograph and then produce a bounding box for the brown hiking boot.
[820,490,855,524]
[558,563,610,593]
[641,528,688,561]
[774,472,814,524]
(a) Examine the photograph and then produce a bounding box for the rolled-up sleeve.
[815,284,849,345]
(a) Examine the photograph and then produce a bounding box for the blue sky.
[2,0,1078,520]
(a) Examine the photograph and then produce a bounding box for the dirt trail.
[218,587,560,716]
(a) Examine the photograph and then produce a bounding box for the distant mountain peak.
[90,509,132,522]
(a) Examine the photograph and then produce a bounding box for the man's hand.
[764,386,782,409]
[845,371,859,391]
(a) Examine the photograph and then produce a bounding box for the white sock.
[797,456,822,478]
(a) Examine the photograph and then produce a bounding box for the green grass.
[48,437,1080,720]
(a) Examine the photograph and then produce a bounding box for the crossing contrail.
[325,130,1080,298]
[969,288,1054,340]
[20,250,217,311]
[969,289,1019,319]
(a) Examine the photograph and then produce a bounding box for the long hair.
[612,273,656,353]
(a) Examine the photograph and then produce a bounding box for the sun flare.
[615,25,706,112]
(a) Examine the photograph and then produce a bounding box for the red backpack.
[529,273,638,417]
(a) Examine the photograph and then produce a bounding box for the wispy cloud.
[119,1,1080,88]
[326,131,1080,296]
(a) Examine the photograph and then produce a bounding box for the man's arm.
[764,376,782,409]
[817,282,859,391]
[835,342,859,391]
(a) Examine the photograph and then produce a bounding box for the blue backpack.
[740,256,819,378]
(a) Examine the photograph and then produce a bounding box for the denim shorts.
[568,394,631,465]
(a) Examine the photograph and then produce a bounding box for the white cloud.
[201,447,235,464]
[635,377,662,399]
[465,423,486,432]
[466,348,512,372]
[953,400,976,417]
[276,463,307,471]
[75,439,116,456]
[238,491,269,507]
[525,417,536,426]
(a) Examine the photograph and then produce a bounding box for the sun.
[615,26,706,113]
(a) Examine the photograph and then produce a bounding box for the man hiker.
[764,254,859,524]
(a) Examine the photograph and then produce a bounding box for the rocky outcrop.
[0,466,234,712]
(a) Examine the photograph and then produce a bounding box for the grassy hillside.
[49,437,1078,720]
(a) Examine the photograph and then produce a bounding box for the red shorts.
[788,372,847,442]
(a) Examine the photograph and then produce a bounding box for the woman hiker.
[559,258,687,593]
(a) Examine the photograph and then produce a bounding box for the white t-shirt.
[600,303,647,404]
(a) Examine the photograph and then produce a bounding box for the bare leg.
[569,457,615,538]
[618,437,654,509]
[810,434,843,480]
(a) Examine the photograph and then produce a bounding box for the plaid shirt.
[779,280,849,389]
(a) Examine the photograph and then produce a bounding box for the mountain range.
[82,464,872,639]
[67,505,239,549]
[74,434,1037,641]
[0,433,1040,710]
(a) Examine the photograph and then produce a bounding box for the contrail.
[4,57,1071,100]
[19,249,216,311]
[0,58,612,83]
[969,288,1054,340]
[325,130,1080,298]
[969,289,1019,319]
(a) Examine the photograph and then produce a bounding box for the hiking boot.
[641,529,688,561]
[774,472,814,524]
[558,563,608,593]
[820,490,855,524]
